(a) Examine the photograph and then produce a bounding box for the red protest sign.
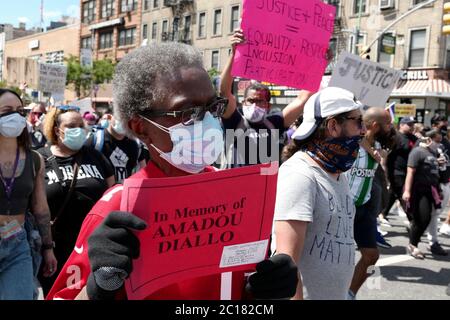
[121,163,278,300]
[232,0,336,91]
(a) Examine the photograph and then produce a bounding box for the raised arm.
[220,29,245,119]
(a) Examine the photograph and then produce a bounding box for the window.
[230,6,240,33]
[446,36,450,68]
[101,0,115,18]
[325,38,337,73]
[327,0,340,17]
[353,0,366,15]
[198,12,206,38]
[413,0,427,5]
[99,32,113,49]
[211,50,219,69]
[172,17,179,41]
[144,0,149,10]
[142,24,148,40]
[118,27,136,46]
[152,22,157,40]
[409,29,426,67]
[162,20,169,41]
[121,0,137,13]
[46,51,64,65]
[184,15,191,41]
[153,0,159,8]
[81,37,92,49]
[213,9,222,36]
[83,0,96,23]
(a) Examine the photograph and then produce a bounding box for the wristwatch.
[42,241,56,250]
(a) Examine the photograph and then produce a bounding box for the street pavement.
[357,202,450,300]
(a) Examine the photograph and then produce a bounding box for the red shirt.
[47,162,245,300]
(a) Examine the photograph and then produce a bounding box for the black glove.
[246,254,298,299]
[86,211,147,300]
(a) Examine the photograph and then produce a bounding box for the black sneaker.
[429,242,448,256]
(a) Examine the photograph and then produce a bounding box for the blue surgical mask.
[100,119,109,129]
[113,120,126,135]
[142,112,224,173]
[0,112,27,138]
[61,127,87,151]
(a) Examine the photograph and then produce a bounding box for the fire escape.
[163,0,194,44]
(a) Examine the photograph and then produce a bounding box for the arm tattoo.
[35,212,53,245]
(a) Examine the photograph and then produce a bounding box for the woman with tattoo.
[0,88,57,300]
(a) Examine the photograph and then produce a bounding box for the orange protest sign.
[121,163,278,300]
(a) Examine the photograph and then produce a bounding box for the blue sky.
[0,0,79,29]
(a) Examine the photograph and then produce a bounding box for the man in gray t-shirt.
[271,87,365,300]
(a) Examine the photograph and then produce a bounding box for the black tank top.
[0,150,34,215]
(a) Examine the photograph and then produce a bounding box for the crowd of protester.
[1,30,449,301]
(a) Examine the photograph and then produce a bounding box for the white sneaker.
[377,226,388,236]
[439,223,450,236]
[378,217,392,228]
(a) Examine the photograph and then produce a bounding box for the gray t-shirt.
[271,151,356,300]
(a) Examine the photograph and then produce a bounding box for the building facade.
[330,0,450,124]
[2,24,81,102]
[80,0,142,61]
[141,0,240,73]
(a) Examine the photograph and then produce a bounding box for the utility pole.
[40,0,44,32]
[361,0,438,55]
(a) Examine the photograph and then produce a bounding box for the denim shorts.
[0,226,34,300]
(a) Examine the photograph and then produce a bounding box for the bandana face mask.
[304,136,361,174]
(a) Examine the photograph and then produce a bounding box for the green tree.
[66,55,92,98]
[65,55,115,98]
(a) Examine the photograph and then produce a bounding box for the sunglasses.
[344,116,364,129]
[56,105,80,112]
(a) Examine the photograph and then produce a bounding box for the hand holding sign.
[231,29,246,55]
[247,254,298,299]
[86,211,147,300]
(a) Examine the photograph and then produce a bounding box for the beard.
[376,127,397,149]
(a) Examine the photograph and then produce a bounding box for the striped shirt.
[346,145,379,207]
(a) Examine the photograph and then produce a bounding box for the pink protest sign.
[121,163,278,300]
[232,0,336,92]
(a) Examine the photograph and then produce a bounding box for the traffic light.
[443,2,450,35]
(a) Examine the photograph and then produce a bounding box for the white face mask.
[243,103,267,123]
[0,112,27,138]
[141,112,224,173]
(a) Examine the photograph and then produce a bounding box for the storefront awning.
[391,79,450,98]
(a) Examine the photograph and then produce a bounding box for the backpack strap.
[30,150,42,180]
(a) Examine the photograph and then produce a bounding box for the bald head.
[363,107,390,130]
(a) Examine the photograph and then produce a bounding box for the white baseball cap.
[292,87,363,141]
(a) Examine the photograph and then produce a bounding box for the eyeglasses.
[140,97,228,126]
[56,105,80,112]
[344,116,364,129]
[31,112,43,116]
